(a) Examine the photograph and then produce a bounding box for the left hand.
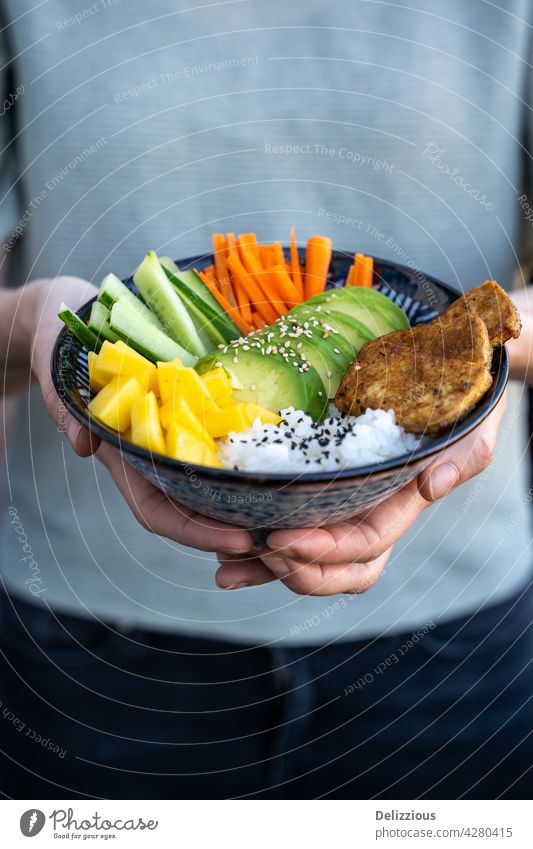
[216,392,507,595]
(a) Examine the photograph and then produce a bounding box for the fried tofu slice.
[407,314,493,365]
[335,315,493,435]
[441,280,521,346]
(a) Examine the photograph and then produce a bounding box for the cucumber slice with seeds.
[109,301,197,366]
[162,266,238,346]
[133,252,207,357]
[98,273,162,329]
[89,300,120,344]
[58,304,101,352]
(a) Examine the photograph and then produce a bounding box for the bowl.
[51,251,508,545]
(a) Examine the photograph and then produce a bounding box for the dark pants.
[1,583,532,800]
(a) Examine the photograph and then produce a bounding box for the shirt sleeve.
[0,24,22,245]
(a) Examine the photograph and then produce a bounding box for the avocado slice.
[250,320,349,398]
[280,313,355,367]
[196,344,328,421]
[304,287,409,332]
[288,306,374,362]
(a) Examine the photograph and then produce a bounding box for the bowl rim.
[51,253,509,485]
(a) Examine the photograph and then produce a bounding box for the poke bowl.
[51,245,509,543]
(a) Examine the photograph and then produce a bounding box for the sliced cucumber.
[169,266,242,334]
[159,256,180,275]
[98,273,162,329]
[109,301,197,366]
[191,315,217,353]
[162,266,239,345]
[58,304,101,352]
[89,300,120,344]
[133,252,207,357]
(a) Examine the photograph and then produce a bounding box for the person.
[0,1,532,799]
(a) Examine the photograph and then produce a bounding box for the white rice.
[218,406,419,473]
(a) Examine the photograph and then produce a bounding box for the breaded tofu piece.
[407,314,493,365]
[441,280,521,346]
[335,315,493,435]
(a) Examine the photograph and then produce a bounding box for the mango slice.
[88,350,112,392]
[204,403,251,438]
[131,392,166,455]
[200,367,233,407]
[159,396,217,450]
[166,423,222,468]
[97,340,157,393]
[157,362,219,413]
[88,375,144,432]
[241,403,282,426]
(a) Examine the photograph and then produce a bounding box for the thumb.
[417,392,507,503]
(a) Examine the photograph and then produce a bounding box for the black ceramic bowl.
[51,251,508,542]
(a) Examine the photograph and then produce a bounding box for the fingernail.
[223,582,250,590]
[428,462,459,500]
[224,543,251,555]
[266,536,297,558]
[263,555,291,577]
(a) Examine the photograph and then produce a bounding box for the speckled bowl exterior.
[51,252,508,540]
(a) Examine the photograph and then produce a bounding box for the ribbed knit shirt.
[0,0,531,643]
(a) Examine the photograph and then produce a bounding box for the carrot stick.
[352,253,364,285]
[289,226,304,298]
[357,255,374,288]
[259,245,274,267]
[237,233,260,261]
[195,268,252,335]
[266,264,300,306]
[238,245,286,318]
[212,234,226,283]
[234,278,253,324]
[202,264,216,283]
[225,234,252,323]
[272,241,285,267]
[305,235,332,299]
[251,312,266,330]
[226,253,279,325]
[345,264,357,287]
[352,253,373,287]
[212,233,236,306]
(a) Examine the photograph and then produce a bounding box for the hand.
[216,392,508,594]
[31,277,254,555]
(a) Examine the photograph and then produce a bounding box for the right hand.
[30,276,254,555]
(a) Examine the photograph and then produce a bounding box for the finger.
[97,442,253,553]
[216,554,277,588]
[42,377,100,457]
[260,547,392,596]
[64,415,100,457]
[265,477,424,565]
[418,392,507,502]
